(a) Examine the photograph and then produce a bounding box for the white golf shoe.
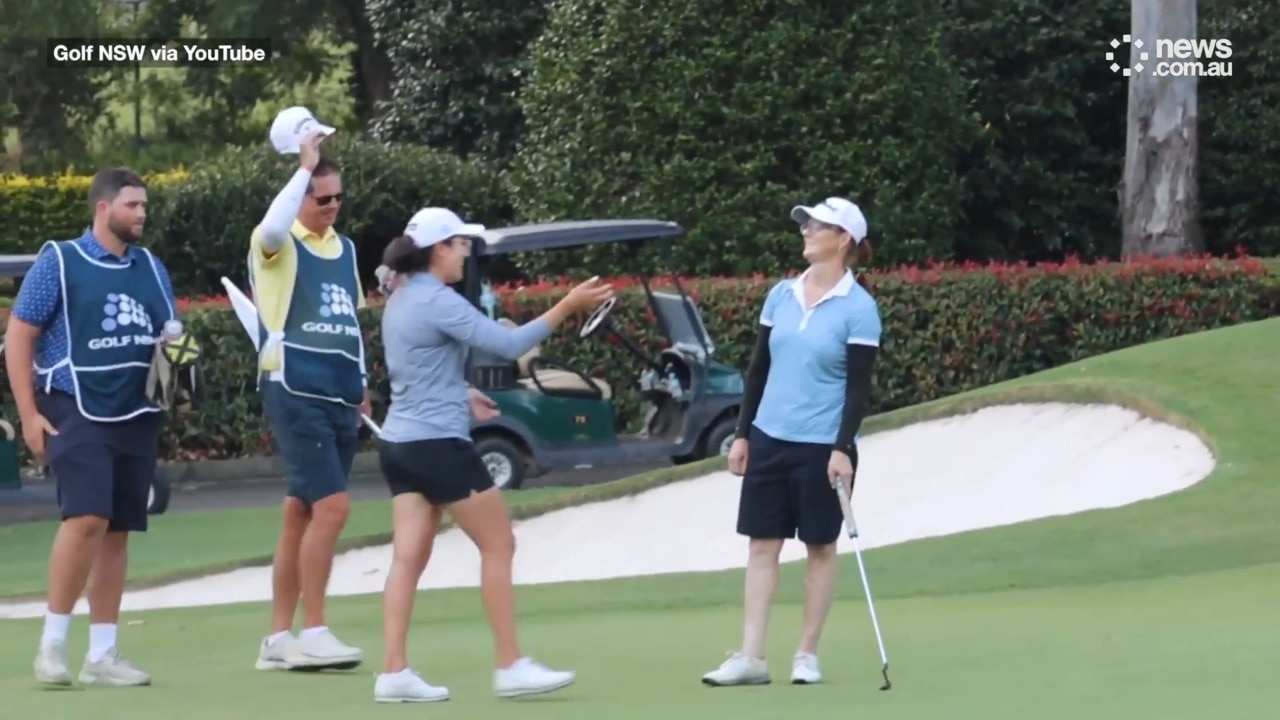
[374,668,450,703]
[34,641,72,687]
[285,627,363,671]
[493,657,576,698]
[790,652,823,684]
[255,632,296,671]
[701,651,771,686]
[78,648,152,686]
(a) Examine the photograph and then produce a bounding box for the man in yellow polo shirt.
[249,110,371,673]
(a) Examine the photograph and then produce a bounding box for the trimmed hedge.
[0,137,513,296]
[0,170,189,255]
[4,256,1276,465]
[509,0,973,279]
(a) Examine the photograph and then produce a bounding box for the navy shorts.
[377,437,494,505]
[38,390,162,533]
[736,426,845,546]
[262,379,359,505]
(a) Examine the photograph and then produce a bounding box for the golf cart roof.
[478,220,683,256]
[0,254,38,277]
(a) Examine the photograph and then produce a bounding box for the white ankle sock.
[299,626,329,640]
[88,623,117,662]
[40,610,71,649]
[268,630,293,644]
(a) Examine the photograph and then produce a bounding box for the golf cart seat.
[498,318,613,400]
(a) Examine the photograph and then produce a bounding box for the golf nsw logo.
[88,293,156,351]
[302,282,360,337]
[1107,35,1233,77]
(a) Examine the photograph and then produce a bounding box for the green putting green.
[2,318,1278,718]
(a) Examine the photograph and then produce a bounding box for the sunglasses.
[311,192,345,206]
[801,218,841,234]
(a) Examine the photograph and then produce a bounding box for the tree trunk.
[1121,0,1203,258]
[335,0,394,128]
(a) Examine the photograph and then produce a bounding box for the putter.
[834,477,893,691]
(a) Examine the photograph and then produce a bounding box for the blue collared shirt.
[752,269,882,445]
[12,230,177,395]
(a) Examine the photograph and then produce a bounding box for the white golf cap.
[790,197,868,243]
[404,207,486,248]
[269,106,336,155]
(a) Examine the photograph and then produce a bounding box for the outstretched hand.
[564,276,615,313]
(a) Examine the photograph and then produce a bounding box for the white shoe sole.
[77,672,151,686]
[375,693,450,703]
[702,675,771,687]
[287,655,363,672]
[35,671,72,687]
[255,658,294,671]
[496,675,576,698]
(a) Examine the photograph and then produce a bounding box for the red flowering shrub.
[5,254,1270,463]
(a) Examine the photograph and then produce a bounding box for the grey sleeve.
[433,290,552,359]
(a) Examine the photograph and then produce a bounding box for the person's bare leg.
[299,491,351,629]
[446,488,520,668]
[84,530,129,663]
[46,516,110,616]
[796,542,839,655]
[741,538,784,659]
[270,498,310,633]
[382,496,443,673]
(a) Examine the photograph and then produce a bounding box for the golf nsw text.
[46,38,271,68]
[1108,35,1233,77]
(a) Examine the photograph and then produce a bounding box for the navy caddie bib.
[37,240,175,422]
[258,234,364,406]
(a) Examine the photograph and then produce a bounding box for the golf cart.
[0,253,171,515]
[461,220,744,489]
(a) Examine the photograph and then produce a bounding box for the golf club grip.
[834,478,857,537]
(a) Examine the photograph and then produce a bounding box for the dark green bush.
[367,0,551,167]
[508,0,976,279]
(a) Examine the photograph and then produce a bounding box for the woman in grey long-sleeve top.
[371,207,614,704]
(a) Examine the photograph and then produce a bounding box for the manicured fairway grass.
[2,318,1279,718]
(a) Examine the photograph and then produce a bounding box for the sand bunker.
[0,403,1216,619]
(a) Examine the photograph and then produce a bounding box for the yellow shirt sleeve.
[249,225,299,371]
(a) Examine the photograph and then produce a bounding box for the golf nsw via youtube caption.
[46,37,271,68]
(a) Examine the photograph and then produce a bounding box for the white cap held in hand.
[269,106,336,155]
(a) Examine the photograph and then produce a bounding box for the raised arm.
[433,291,552,360]
[433,276,614,359]
[254,130,326,258]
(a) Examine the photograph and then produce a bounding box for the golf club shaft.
[360,414,382,438]
[835,479,892,673]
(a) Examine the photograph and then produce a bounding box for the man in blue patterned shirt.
[4,167,179,689]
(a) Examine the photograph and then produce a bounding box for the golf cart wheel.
[701,416,738,460]
[475,436,526,490]
[147,472,172,515]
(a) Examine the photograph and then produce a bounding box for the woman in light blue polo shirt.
[702,196,882,688]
